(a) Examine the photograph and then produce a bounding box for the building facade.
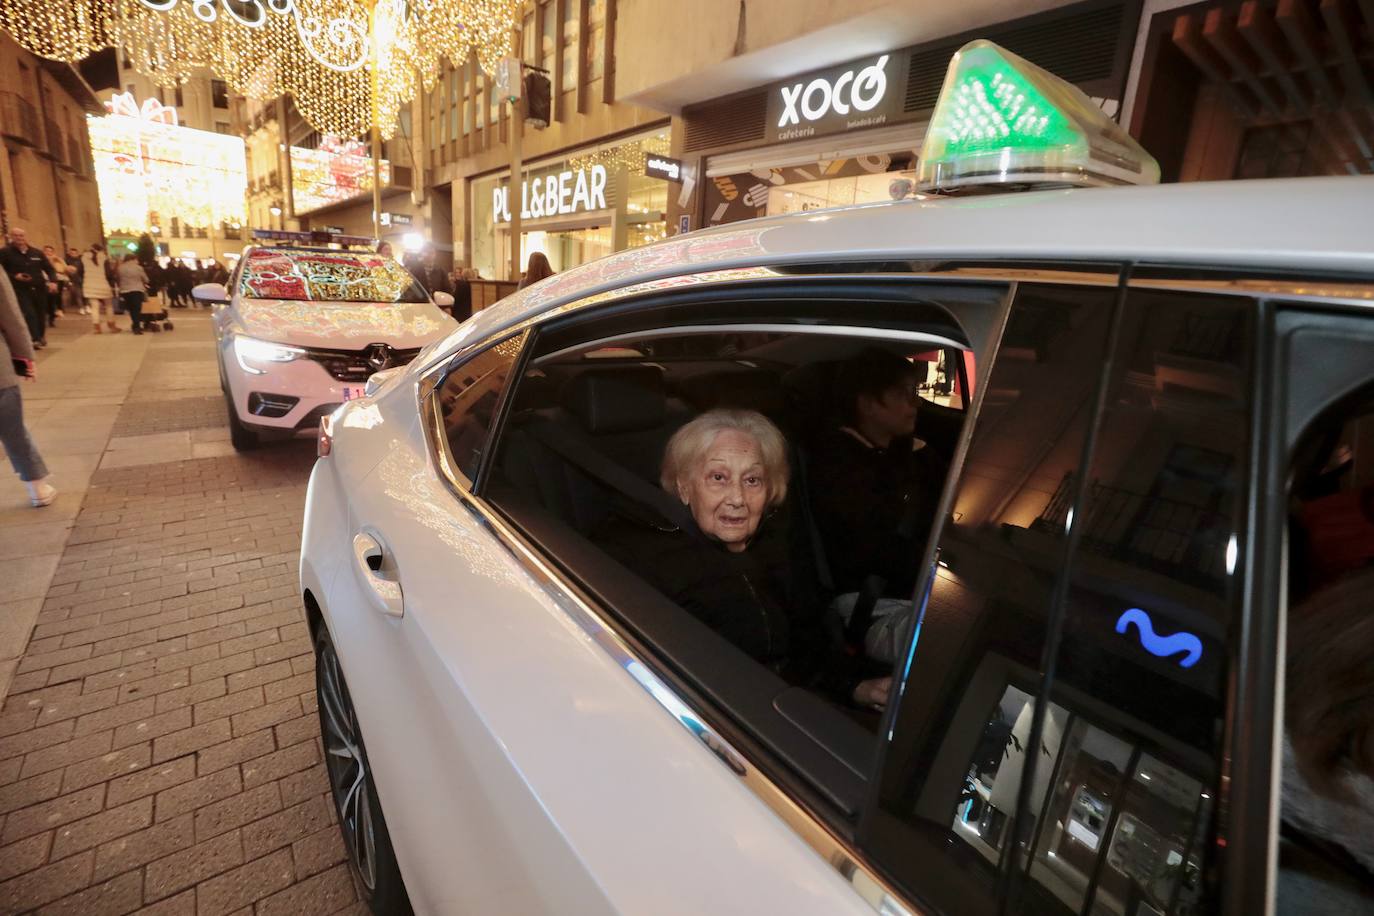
[0,33,104,251]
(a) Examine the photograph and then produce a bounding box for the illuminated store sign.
[491,164,608,226]
[764,51,913,143]
[1115,608,1202,668]
[644,155,684,182]
[88,92,246,239]
[290,136,391,215]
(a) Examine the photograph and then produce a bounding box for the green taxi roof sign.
[916,40,1160,192]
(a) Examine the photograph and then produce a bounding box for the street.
[0,312,358,915]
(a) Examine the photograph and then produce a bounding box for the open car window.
[474,281,1006,832]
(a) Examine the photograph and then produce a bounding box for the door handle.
[352,531,404,618]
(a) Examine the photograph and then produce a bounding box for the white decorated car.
[300,42,1374,916]
[195,242,456,450]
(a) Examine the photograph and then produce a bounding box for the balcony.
[67,137,85,174]
[42,119,68,167]
[0,91,42,147]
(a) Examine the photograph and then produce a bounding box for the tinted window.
[438,335,525,483]
[1014,290,1252,915]
[866,284,1118,915]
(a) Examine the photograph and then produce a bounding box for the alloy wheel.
[318,641,378,891]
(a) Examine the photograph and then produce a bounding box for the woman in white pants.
[80,241,119,334]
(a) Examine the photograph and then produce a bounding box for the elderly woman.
[597,408,890,708]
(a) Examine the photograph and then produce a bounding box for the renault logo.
[365,343,394,371]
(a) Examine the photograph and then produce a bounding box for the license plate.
[342,387,360,401]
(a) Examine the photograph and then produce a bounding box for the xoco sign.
[764,51,912,143]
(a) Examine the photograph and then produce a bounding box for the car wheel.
[224,393,259,451]
[315,626,412,915]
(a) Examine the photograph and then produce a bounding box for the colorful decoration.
[239,248,420,303]
[86,91,247,239]
[0,0,520,138]
[289,135,392,215]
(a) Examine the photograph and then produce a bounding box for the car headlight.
[233,336,305,375]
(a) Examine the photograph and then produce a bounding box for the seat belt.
[523,418,689,531]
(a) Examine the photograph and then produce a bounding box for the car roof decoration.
[916,39,1161,193]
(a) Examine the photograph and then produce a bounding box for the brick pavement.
[0,313,361,915]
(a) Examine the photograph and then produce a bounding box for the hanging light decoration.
[0,0,519,138]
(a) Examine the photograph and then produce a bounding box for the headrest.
[679,368,785,416]
[562,366,666,434]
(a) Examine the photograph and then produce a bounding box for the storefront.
[677,0,1140,229]
[468,125,672,280]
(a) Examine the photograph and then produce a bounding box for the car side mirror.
[433,291,455,308]
[193,282,230,304]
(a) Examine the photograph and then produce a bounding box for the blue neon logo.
[1115,608,1202,668]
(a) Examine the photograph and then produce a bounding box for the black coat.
[596,511,862,701]
[808,428,948,598]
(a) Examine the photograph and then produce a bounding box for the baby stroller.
[140,271,175,333]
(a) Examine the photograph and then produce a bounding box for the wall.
[0,34,104,251]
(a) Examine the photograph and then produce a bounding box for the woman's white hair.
[660,408,789,508]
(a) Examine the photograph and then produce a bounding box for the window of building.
[214,122,230,134]
[462,60,474,136]
[587,0,606,84]
[540,1,556,76]
[562,0,580,94]
[7,151,26,216]
[174,85,183,108]
[211,79,228,108]
[447,68,458,145]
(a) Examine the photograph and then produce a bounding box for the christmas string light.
[0,0,519,138]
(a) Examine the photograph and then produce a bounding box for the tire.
[315,626,413,915]
[224,394,259,452]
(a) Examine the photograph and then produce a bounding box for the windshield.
[239,248,430,303]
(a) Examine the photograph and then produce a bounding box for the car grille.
[302,344,423,382]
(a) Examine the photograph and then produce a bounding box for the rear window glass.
[239,249,429,303]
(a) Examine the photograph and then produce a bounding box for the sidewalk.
[0,311,358,915]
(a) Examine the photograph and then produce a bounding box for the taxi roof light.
[917,40,1160,193]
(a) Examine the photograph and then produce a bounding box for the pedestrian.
[80,242,120,334]
[116,254,149,335]
[42,245,72,326]
[448,267,474,322]
[377,241,394,258]
[518,251,555,290]
[0,227,57,349]
[208,260,229,285]
[0,271,56,507]
[412,248,452,299]
[63,246,85,315]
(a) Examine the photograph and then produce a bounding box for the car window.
[435,334,526,484]
[1282,334,1374,911]
[863,284,1119,915]
[238,248,430,303]
[867,285,1254,916]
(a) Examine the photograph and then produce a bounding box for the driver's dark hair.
[836,347,918,425]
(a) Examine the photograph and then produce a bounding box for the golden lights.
[0,0,519,138]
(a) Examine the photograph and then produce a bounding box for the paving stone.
[242,795,333,860]
[91,813,195,883]
[135,888,196,916]
[155,766,242,822]
[107,755,196,808]
[19,730,114,779]
[0,769,63,816]
[72,696,156,737]
[193,782,282,843]
[152,718,232,764]
[51,796,154,860]
[256,862,355,916]
[59,743,150,793]
[112,705,193,750]
[0,832,52,882]
[241,739,319,790]
[196,730,275,778]
[230,697,300,738]
[0,849,94,913]
[192,848,294,916]
[144,829,244,902]
[35,867,142,916]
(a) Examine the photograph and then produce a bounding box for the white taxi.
[195,241,456,450]
[300,41,1374,916]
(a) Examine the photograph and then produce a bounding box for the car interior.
[452,295,986,823]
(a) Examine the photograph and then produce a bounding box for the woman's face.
[678,429,768,552]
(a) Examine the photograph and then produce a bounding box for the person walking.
[43,245,72,325]
[0,271,56,507]
[80,242,119,333]
[116,254,149,334]
[448,267,474,322]
[0,227,56,349]
[63,246,86,315]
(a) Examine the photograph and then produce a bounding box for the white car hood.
[233,298,454,350]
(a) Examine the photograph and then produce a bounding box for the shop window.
[586,0,605,83]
